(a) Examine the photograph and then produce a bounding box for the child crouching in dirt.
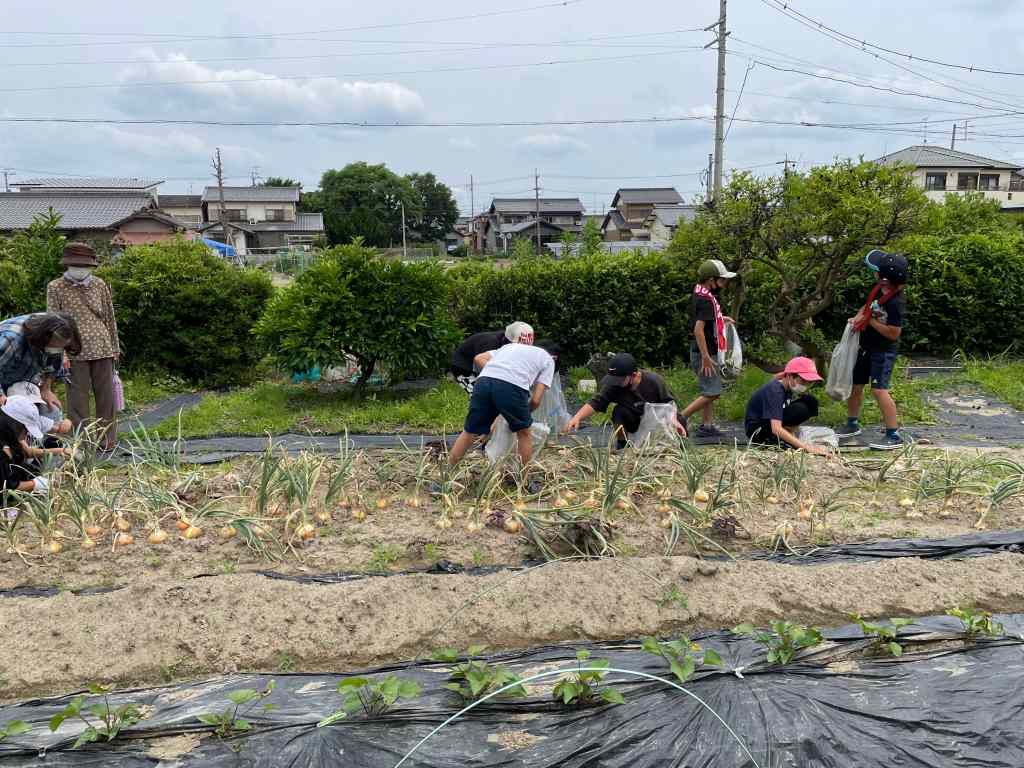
[744,357,829,455]
[447,339,557,475]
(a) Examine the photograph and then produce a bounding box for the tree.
[263,177,300,188]
[405,172,459,242]
[254,242,459,389]
[579,218,605,257]
[312,163,421,247]
[668,160,929,363]
[923,192,1011,235]
[0,210,65,317]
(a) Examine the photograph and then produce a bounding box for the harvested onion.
[407,495,422,509]
[553,497,568,509]
[219,525,237,540]
[114,517,132,532]
[376,497,390,511]
[694,489,710,504]
[297,523,316,541]
[351,508,366,522]
[47,540,63,554]
[659,516,673,529]
[183,525,203,539]
[465,521,484,533]
[563,490,578,503]
[899,497,915,508]
[435,517,453,530]
[175,519,191,531]
[148,528,168,545]
[503,518,522,534]
[656,502,672,515]
[314,510,332,524]
[81,537,97,551]
[582,495,599,510]
[114,532,134,547]
[84,524,102,538]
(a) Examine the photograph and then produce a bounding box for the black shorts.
[464,377,532,435]
[746,394,819,446]
[853,349,897,391]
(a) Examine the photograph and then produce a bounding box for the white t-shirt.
[478,343,555,393]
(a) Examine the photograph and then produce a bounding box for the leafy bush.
[101,238,273,386]
[0,211,65,318]
[818,231,1024,356]
[255,243,459,386]
[449,250,692,366]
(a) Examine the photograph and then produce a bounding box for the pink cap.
[783,356,823,382]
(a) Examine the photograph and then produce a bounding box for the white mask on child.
[791,382,809,395]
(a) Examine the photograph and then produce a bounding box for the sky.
[1,0,1023,214]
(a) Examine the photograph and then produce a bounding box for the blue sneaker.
[869,432,905,451]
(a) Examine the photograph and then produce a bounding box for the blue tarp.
[202,237,236,258]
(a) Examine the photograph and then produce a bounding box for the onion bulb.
[84,524,102,538]
[351,508,366,522]
[175,518,191,531]
[582,495,599,510]
[658,488,672,501]
[513,498,526,512]
[183,525,203,539]
[503,517,522,534]
[656,502,672,515]
[148,528,168,545]
[899,497,915,508]
[553,497,568,509]
[659,516,673,529]
[465,520,484,533]
[694,489,710,504]
[114,532,134,547]
[407,495,422,509]
[219,525,237,540]
[563,490,578,503]
[297,523,316,541]
[376,497,390,511]
[314,510,332,524]
[766,496,779,505]
[114,517,132,532]
[81,536,97,550]
[47,540,63,554]
[614,498,629,511]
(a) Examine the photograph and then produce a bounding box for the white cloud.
[515,133,588,158]
[111,52,426,123]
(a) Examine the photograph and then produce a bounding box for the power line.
[758,0,1024,77]
[0,0,586,48]
[751,2,1022,113]
[725,60,755,140]
[0,48,706,94]
[0,30,710,68]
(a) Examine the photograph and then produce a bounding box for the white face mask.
[66,267,92,281]
[45,347,64,355]
[790,381,809,395]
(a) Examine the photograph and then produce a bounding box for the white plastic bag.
[798,425,839,450]
[718,324,743,376]
[826,324,860,402]
[535,375,571,434]
[485,418,551,465]
[628,403,679,447]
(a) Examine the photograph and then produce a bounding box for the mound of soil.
[3,552,1022,703]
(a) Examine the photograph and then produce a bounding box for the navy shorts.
[464,377,533,435]
[853,349,897,390]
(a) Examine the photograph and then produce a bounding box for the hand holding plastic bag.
[826,324,860,402]
[628,403,681,447]
[535,375,571,434]
[485,418,551,465]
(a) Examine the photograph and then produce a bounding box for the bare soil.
[2,553,1023,703]
[2,445,1023,704]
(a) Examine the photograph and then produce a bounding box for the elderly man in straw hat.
[46,242,121,452]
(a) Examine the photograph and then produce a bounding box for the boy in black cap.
[563,353,687,449]
[836,249,909,450]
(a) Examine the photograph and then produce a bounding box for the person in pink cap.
[744,357,828,455]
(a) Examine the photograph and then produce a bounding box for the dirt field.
[2,442,1023,703]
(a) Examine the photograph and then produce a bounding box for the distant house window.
[222,208,247,222]
[980,174,1001,191]
[265,209,286,221]
[957,173,979,191]
[925,172,947,191]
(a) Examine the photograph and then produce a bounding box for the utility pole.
[534,168,541,255]
[469,174,475,252]
[706,153,713,200]
[706,0,728,202]
[951,123,957,150]
[212,148,233,255]
[250,166,261,186]
[1,169,9,192]
[400,200,408,259]
[777,154,795,177]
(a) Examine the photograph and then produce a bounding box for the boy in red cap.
[744,357,828,455]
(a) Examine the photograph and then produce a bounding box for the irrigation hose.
[391,666,763,768]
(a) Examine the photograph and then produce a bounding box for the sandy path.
[3,553,1023,702]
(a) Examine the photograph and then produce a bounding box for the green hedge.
[101,239,274,387]
[449,251,693,366]
[817,231,1024,356]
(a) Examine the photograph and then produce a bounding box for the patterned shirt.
[46,276,120,361]
[0,315,64,391]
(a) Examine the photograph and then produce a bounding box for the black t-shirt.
[1,443,31,494]
[587,370,675,416]
[744,379,789,434]
[452,330,508,373]
[860,292,905,353]
[690,294,719,355]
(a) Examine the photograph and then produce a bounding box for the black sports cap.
[606,352,638,386]
[865,249,909,284]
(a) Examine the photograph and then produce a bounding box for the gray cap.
[1,396,47,440]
